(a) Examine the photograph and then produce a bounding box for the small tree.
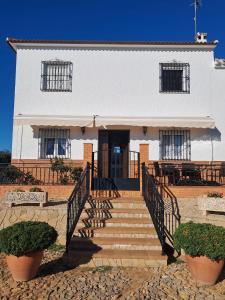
[0,150,11,163]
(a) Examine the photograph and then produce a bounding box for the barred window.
[160,63,190,93]
[159,130,191,160]
[38,128,71,159]
[41,61,73,92]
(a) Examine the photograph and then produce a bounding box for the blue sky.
[0,0,225,151]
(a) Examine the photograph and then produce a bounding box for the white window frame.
[38,128,71,159]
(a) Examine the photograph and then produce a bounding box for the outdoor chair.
[181,163,201,182]
[219,162,225,184]
[161,163,180,185]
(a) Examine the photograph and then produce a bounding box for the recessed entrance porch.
[91,130,140,191]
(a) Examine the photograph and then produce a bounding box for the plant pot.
[186,254,224,285]
[6,192,48,207]
[6,250,43,281]
[198,197,225,216]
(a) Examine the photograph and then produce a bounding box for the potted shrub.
[198,192,225,215]
[174,221,225,285]
[0,221,58,281]
[6,187,48,207]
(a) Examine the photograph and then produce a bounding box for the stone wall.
[0,202,67,245]
[177,197,225,228]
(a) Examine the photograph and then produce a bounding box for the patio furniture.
[161,163,180,185]
[181,163,201,182]
[219,162,225,184]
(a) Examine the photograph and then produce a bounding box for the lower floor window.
[159,130,191,160]
[39,128,71,159]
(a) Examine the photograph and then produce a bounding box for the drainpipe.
[19,124,23,161]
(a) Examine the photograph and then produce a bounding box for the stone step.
[86,197,146,209]
[91,191,141,198]
[75,226,157,238]
[70,236,161,251]
[81,208,149,219]
[67,249,167,267]
[77,217,153,228]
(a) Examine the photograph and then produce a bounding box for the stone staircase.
[68,196,167,267]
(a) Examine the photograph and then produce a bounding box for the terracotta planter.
[6,251,43,281]
[186,254,224,285]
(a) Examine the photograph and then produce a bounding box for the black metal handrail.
[142,163,181,251]
[66,162,90,251]
[157,180,181,246]
[142,163,165,251]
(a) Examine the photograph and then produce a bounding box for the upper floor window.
[38,128,71,159]
[159,130,191,160]
[159,63,190,93]
[41,60,73,92]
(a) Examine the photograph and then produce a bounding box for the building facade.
[7,37,225,189]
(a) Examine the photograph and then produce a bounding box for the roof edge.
[7,37,217,52]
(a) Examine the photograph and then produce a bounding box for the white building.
[7,36,225,189]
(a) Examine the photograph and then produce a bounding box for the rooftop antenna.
[191,0,202,39]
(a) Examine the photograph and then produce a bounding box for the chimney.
[196,32,208,43]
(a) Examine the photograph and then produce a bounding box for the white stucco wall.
[211,67,225,161]
[11,44,225,161]
[12,124,217,161]
[14,46,214,117]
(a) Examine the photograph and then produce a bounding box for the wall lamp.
[81,127,86,135]
[142,126,147,135]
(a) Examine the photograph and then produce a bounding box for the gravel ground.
[0,252,225,300]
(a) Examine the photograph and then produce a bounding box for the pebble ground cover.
[0,251,225,300]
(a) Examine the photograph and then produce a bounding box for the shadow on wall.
[31,126,222,143]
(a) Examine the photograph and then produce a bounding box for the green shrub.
[70,167,83,182]
[50,157,70,173]
[207,192,223,198]
[0,166,39,185]
[0,221,58,257]
[29,187,43,192]
[0,165,23,183]
[12,188,25,192]
[0,150,11,163]
[50,158,83,185]
[48,243,65,252]
[174,221,225,260]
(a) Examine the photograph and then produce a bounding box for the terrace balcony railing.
[1,161,225,186]
[0,162,82,185]
[148,162,225,186]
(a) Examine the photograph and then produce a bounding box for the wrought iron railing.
[91,149,140,190]
[92,149,140,179]
[157,180,181,246]
[0,163,82,185]
[142,163,181,251]
[148,162,225,186]
[66,163,90,251]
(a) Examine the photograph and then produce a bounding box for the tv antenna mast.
[192,0,202,39]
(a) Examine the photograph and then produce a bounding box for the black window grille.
[159,130,191,160]
[159,63,190,93]
[38,128,71,159]
[41,61,73,92]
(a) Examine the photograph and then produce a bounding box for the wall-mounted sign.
[113,146,121,154]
